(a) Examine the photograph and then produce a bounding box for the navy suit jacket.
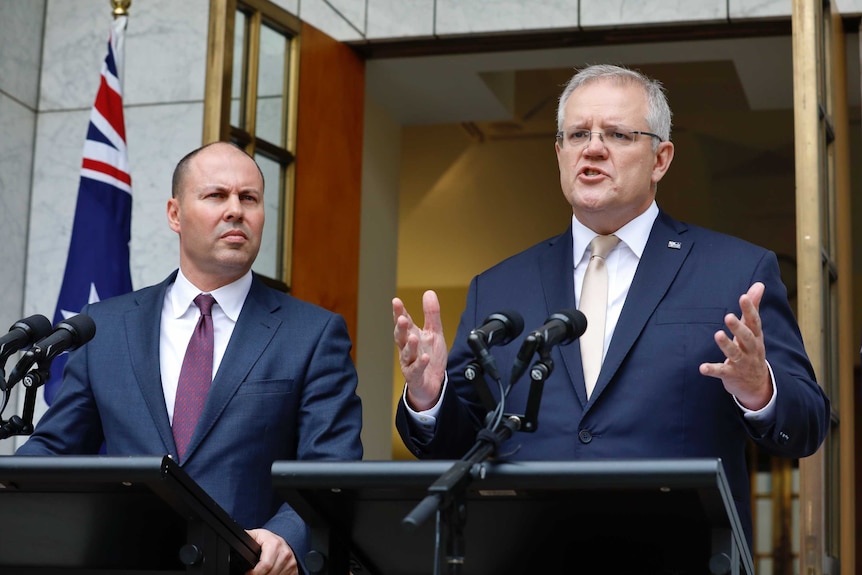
[18,272,363,561]
[397,210,829,545]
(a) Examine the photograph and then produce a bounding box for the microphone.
[0,315,53,366]
[510,309,587,385]
[530,309,587,350]
[467,311,524,382]
[3,314,97,391]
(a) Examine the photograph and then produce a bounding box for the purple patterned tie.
[172,293,215,462]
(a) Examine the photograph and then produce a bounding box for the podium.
[272,458,753,575]
[0,455,260,574]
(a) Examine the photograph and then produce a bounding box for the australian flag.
[44,16,132,404]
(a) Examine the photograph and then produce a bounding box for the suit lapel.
[589,211,692,400]
[182,277,281,460]
[126,272,177,453]
[538,226,589,405]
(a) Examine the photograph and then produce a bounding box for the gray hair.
[556,64,673,149]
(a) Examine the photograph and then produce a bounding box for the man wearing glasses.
[393,64,829,566]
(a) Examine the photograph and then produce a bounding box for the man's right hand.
[392,290,448,411]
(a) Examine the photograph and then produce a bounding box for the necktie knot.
[194,293,216,317]
[589,234,620,261]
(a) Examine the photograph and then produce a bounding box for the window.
[204,0,300,287]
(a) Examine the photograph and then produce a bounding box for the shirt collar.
[169,269,253,322]
[571,201,660,266]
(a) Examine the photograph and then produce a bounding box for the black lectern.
[272,458,753,575]
[0,455,260,574]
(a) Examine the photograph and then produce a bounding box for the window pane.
[251,153,282,279]
[230,11,247,128]
[255,24,286,146]
[755,498,772,553]
[755,471,771,494]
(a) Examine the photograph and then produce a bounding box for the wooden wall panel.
[292,23,364,352]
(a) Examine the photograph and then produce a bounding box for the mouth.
[579,166,606,177]
[220,229,248,241]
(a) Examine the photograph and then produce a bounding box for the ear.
[651,140,674,185]
[167,197,181,234]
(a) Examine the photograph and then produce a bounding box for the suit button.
[778,431,790,444]
[578,430,592,444]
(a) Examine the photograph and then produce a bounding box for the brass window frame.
[204,0,301,287]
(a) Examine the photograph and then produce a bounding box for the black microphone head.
[481,310,524,346]
[12,315,53,339]
[57,314,97,347]
[546,309,588,345]
[0,314,53,364]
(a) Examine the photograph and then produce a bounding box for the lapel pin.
[667,240,681,250]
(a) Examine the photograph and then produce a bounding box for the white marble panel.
[327,0,366,32]
[367,0,434,40]
[40,0,114,111]
[0,0,45,108]
[729,0,791,20]
[581,0,726,28]
[124,102,203,288]
[40,0,208,111]
[299,0,363,41]
[27,108,89,319]
[0,94,34,332]
[436,0,578,35]
[122,0,209,105]
[269,0,300,16]
[835,0,862,15]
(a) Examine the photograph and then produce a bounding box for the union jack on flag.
[44,16,133,404]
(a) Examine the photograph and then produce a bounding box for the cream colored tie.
[579,235,620,398]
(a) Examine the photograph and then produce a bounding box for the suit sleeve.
[748,250,830,457]
[15,313,105,455]
[294,313,363,461]
[263,312,362,566]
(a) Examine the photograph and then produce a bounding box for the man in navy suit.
[18,142,363,575]
[393,65,829,552]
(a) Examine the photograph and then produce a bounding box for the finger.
[746,281,765,309]
[421,290,444,334]
[738,284,764,333]
[714,327,743,363]
[393,314,415,349]
[392,297,413,326]
[400,332,420,366]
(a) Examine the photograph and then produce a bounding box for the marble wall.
[11,0,209,445]
[0,0,46,455]
[288,0,862,42]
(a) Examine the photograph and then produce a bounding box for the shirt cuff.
[403,373,448,440]
[735,360,777,422]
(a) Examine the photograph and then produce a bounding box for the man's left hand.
[699,281,773,410]
[245,528,298,575]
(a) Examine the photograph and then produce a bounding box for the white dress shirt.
[160,270,252,423]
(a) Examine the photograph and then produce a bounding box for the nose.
[224,194,244,221]
[583,131,607,155]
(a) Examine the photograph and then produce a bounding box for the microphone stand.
[402,415,522,575]
[402,340,559,574]
[0,360,52,440]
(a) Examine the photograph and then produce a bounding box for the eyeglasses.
[555,127,664,148]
